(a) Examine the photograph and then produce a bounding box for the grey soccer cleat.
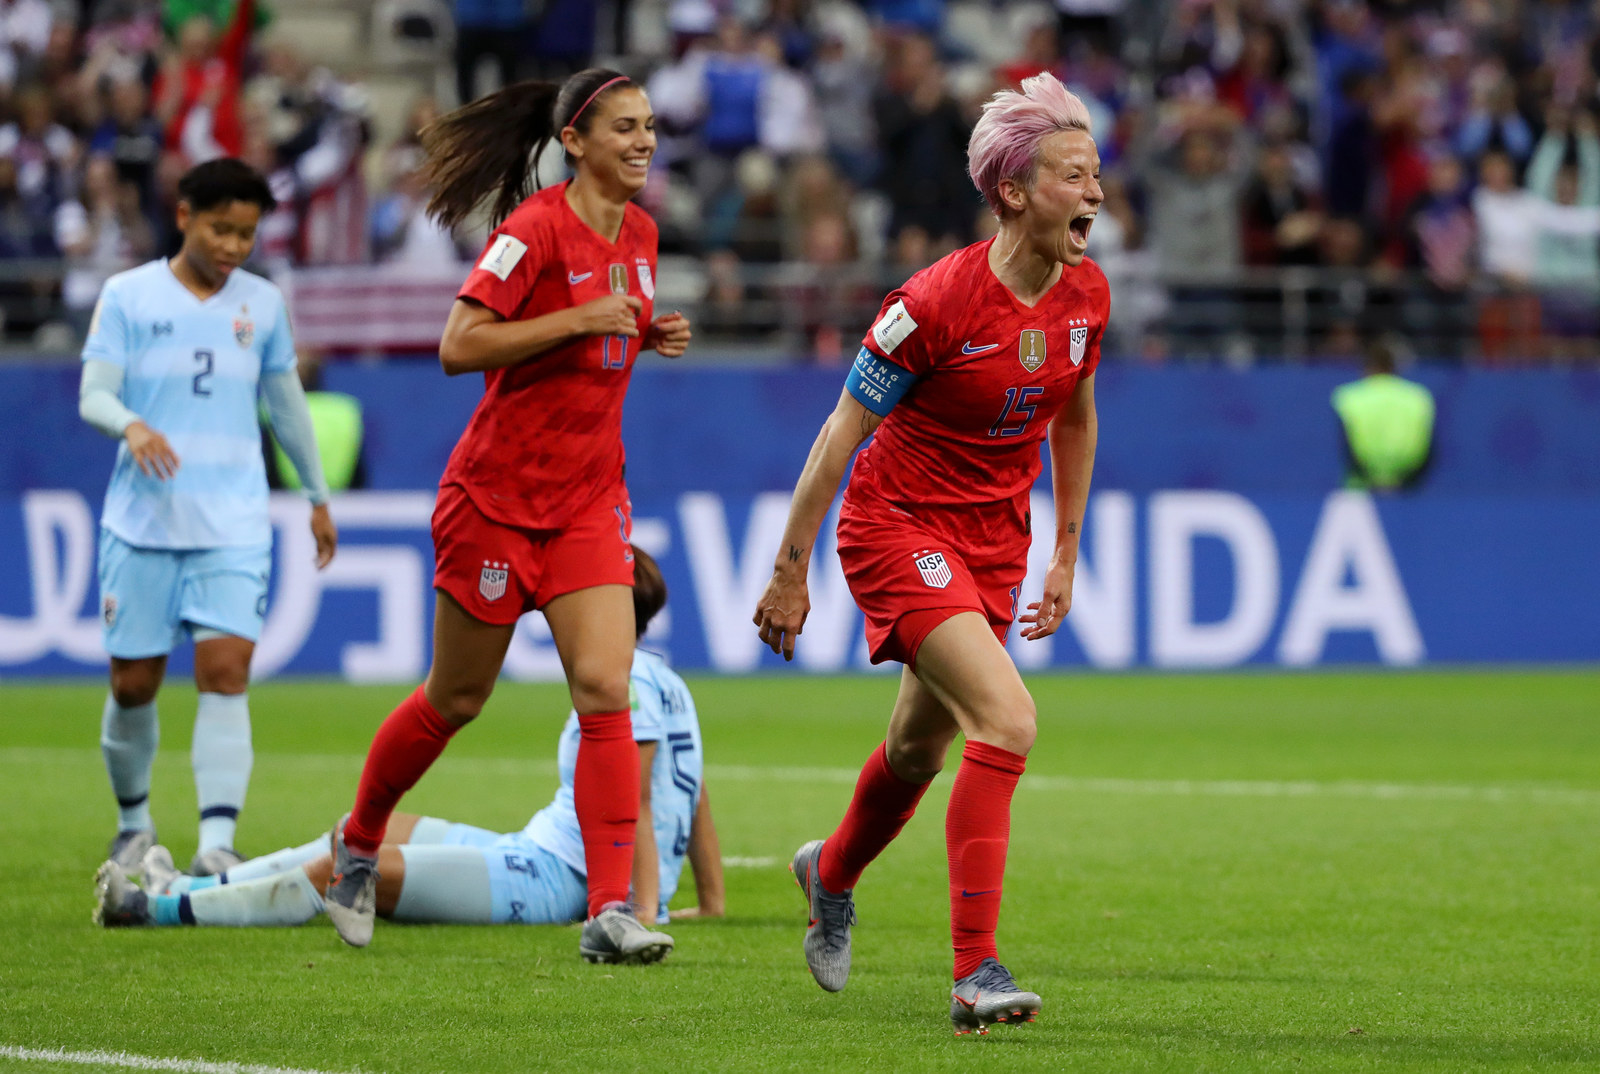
[93,861,152,927]
[323,815,378,948]
[107,828,156,871]
[190,846,245,877]
[578,902,674,964]
[790,838,855,992]
[139,844,181,895]
[950,958,1042,1036]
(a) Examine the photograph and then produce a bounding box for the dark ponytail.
[420,68,635,230]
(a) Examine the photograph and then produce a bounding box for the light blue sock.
[100,695,158,832]
[166,874,221,895]
[213,835,333,885]
[192,692,252,852]
[161,871,324,927]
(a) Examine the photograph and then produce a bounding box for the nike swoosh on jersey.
[569,271,593,283]
[962,341,999,354]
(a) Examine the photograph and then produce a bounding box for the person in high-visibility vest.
[266,356,366,492]
[1331,341,1435,490]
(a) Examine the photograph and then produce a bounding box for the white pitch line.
[3,748,1597,806]
[721,855,779,867]
[0,1045,367,1074]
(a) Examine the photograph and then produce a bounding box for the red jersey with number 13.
[442,181,657,530]
[847,239,1108,557]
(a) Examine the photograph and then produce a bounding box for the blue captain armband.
[846,347,917,417]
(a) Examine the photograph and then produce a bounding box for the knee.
[109,671,159,709]
[194,661,249,696]
[966,691,1037,757]
[885,736,947,784]
[567,660,630,715]
[424,679,489,728]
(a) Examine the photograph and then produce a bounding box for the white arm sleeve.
[260,369,331,505]
[79,359,140,439]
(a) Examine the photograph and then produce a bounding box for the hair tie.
[569,76,631,128]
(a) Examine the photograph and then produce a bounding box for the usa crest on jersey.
[636,258,654,298]
[479,561,509,602]
[915,550,952,589]
[1069,321,1089,366]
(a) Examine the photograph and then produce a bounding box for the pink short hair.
[968,73,1094,217]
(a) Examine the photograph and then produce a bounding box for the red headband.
[569,76,631,127]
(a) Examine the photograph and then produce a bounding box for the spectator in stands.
[528,0,596,82]
[55,154,155,339]
[1243,139,1323,266]
[161,0,270,40]
[0,154,54,257]
[1525,109,1600,358]
[1454,60,1533,165]
[89,78,164,224]
[874,33,974,256]
[0,0,52,92]
[810,20,878,186]
[0,82,76,212]
[1399,152,1475,359]
[453,0,527,103]
[372,96,464,265]
[153,0,256,163]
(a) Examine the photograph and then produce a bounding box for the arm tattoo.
[787,544,805,563]
[1066,521,1077,534]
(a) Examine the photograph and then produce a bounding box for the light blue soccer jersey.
[523,649,704,923]
[83,260,298,549]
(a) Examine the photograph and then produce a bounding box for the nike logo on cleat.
[569,271,593,283]
[960,888,1000,898]
[955,995,976,1008]
[961,341,999,353]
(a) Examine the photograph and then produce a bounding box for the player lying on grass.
[94,547,724,939]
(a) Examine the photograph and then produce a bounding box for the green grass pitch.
[2,671,1598,1072]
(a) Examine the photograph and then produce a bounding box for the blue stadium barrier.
[2,361,1597,676]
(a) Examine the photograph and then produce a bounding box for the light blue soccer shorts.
[98,528,272,658]
[436,823,589,925]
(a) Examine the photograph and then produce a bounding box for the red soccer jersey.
[442,182,658,530]
[847,239,1109,557]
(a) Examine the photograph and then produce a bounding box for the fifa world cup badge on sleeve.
[1019,329,1046,372]
[915,550,953,589]
[1069,320,1090,366]
[479,561,509,602]
[479,234,528,281]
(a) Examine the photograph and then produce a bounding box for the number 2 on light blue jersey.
[988,386,1043,437]
[192,349,214,396]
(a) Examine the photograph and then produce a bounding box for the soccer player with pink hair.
[753,72,1107,1034]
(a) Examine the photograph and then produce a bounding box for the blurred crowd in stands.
[5,0,1600,361]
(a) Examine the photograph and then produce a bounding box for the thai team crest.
[234,304,253,348]
[914,550,952,589]
[636,259,654,299]
[609,263,629,295]
[479,561,509,602]
[102,594,117,627]
[1019,329,1046,372]
[1069,321,1089,366]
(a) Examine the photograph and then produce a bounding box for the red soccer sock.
[818,742,932,893]
[575,709,639,918]
[946,739,1027,979]
[344,685,458,855]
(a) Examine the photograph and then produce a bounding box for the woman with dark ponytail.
[322,69,691,964]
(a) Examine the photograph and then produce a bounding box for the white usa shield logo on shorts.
[1069,325,1089,366]
[915,550,952,589]
[479,561,509,602]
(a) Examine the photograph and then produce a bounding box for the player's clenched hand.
[753,571,810,661]
[310,503,338,569]
[646,312,692,358]
[571,294,643,337]
[124,421,180,480]
[1019,558,1075,641]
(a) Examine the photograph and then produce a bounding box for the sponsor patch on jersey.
[1069,323,1089,366]
[478,234,528,281]
[637,259,654,299]
[871,299,917,354]
[234,304,254,348]
[102,594,117,627]
[479,561,509,602]
[915,550,952,589]
[1019,329,1046,372]
[609,263,629,295]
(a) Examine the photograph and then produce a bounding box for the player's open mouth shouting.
[1068,212,1095,252]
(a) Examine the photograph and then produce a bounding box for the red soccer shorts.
[431,482,635,625]
[836,499,1026,668]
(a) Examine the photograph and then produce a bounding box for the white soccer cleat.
[578,902,674,964]
[139,844,181,895]
[323,815,378,948]
[93,861,152,927]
